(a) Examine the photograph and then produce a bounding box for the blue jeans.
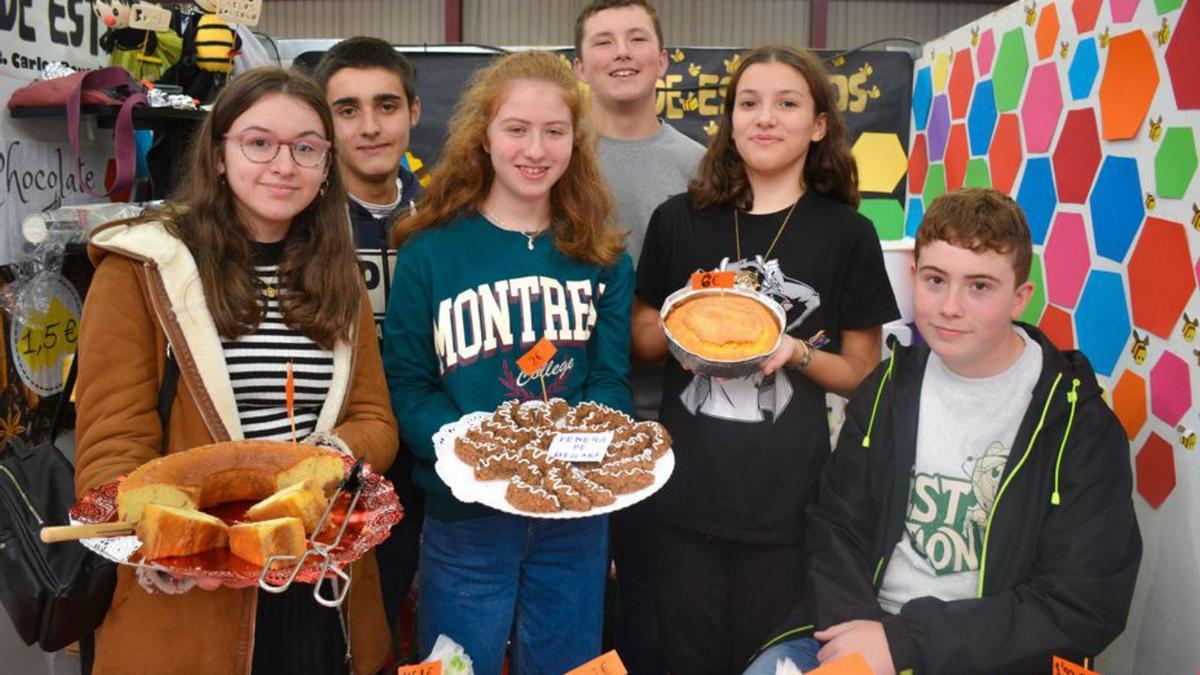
[418,513,608,675]
[743,638,822,675]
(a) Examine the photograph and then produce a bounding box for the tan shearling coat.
[75,220,399,675]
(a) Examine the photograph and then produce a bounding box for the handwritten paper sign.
[517,337,557,377]
[690,270,736,290]
[130,2,173,31]
[565,650,627,675]
[548,431,614,462]
[1052,656,1098,675]
[397,662,441,675]
[217,0,263,27]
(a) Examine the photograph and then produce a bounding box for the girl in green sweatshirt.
[382,51,633,674]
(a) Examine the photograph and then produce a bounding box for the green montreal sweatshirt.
[382,213,635,521]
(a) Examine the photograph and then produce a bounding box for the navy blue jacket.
[348,164,421,249]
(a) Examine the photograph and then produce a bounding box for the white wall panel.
[257,0,443,42]
[828,1,1005,49]
[256,0,1004,50]
[463,0,810,47]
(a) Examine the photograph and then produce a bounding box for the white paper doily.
[433,410,675,519]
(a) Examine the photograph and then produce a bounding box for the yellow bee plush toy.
[157,0,240,103]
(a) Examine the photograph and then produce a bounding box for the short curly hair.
[915,188,1033,285]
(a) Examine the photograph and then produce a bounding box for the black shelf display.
[9,104,208,198]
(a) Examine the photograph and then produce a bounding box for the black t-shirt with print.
[637,191,900,543]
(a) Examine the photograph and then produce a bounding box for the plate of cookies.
[433,399,674,518]
[65,441,402,585]
[660,285,786,378]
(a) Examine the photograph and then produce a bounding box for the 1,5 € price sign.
[9,273,82,396]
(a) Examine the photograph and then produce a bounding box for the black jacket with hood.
[348,164,421,249]
[762,324,1141,674]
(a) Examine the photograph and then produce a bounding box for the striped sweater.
[221,242,333,441]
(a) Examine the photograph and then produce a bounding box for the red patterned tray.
[69,455,403,585]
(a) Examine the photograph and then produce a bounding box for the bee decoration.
[683,93,699,112]
[858,63,874,78]
[687,62,701,77]
[1182,313,1198,342]
[1191,203,1200,230]
[156,0,242,104]
[723,53,741,74]
[1146,193,1157,211]
[1155,17,1171,47]
[831,54,846,68]
[1061,41,1069,58]
[671,48,685,63]
[1025,2,1037,26]
[1131,331,1150,365]
[1099,28,1111,48]
[867,85,882,99]
[971,26,980,47]
[1177,425,1197,451]
[703,120,720,136]
[1149,115,1164,141]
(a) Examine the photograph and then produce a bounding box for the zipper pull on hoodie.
[1050,377,1082,506]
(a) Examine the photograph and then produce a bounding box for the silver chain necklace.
[480,205,549,250]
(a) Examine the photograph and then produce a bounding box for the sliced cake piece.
[229,517,307,569]
[136,503,229,561]
[243,480,329,534]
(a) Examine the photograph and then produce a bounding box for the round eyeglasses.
[224,131,331,168]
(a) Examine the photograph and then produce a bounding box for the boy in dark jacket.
[315,37,423,249]
[746,188,1141,675]
[314,37,425,645]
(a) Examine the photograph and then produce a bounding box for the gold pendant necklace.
[734,198,800,290]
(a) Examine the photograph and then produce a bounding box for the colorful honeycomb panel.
[909,0,1199,530]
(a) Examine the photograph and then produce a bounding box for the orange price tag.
[397,662,441,675]
[1052,656,1099,675]
[565,650,627,675]
[690,270,736,290]
[516,337,558,377]
[807,652,873,675]
[285,360,297,442]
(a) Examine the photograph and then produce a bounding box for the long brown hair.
[689,45,859,211]
[392,50,624,266]
[141,68,360,349]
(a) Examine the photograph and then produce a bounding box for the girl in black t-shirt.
[631,45,899,674]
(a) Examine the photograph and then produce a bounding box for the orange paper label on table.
[565,650,627,675]
[1052,656,1099,675]
[397,662,441,675]
[517,337,558,377]
[690,270,736,290]
[807,652,872,675]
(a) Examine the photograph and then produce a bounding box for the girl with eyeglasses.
[382,50,633,674]
[74,67,398,675]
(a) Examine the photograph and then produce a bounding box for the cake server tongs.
[257,457,366,607]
